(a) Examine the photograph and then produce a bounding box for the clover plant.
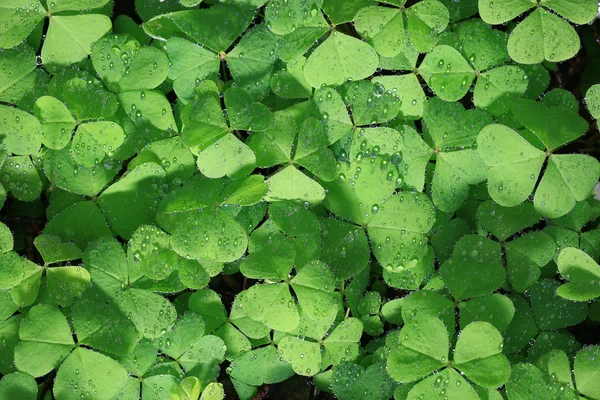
[1,0,600,399]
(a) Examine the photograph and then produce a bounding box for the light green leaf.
[82,237,128,300]
[556,248,600,301]
[240,283,299,332]
[346,80,402,125]
[397,125,433,191]
[0,105,42,155]
[0,42,48,110]
[292,260,337,320]
[0,0,45,49]
[42,14,112,70]
[405,0,449,53]
[221,175,268,206]
[456,19,509,71]
[14,304,75,377]
[323,158,396,225]
[303,32,379,88]
[277,12,329,62]
[225,87,273,132]
[144,5,254,52]
[53,348,129,400]
[48,0,110,12]
[312,86,353,144]
[0,315,21,374]
[294,119,336,181]
[433,149,488,212]
[71,121,124,167]
[44,148,119,197]
[542,0,598,24]
[407,369,478,400]
[322,318,363,366]
[372,74,427,120]
[529,279,588,330]
[227,345,295,386]
[197,134,256,179]
[477,124,546,207]
[3,254,43,307]
[368,192,436,267]
[227,25,280,100]
[44,201,112,249]
[128,136,195,188]
[424,97,490,149]
[270,57,313,99]
[402,290,455,335]
[129,225,178,280]
[506,231,556,292]
[474,66,528,115]
[34,96,75,150]
[177,335,225,383]
[118,89,178,142]
[354,6,407,58]
[0,223,12,253]
[246,110,294,167]
[534,154,600,218]
[160,313,205,360]
[166,37,219,102]
[505,363,578,400]
[265,165,326,204]
[265,0,323,35]
[507,8,580,64]
[188,289,227,333]
[98,162,166,239]
[331,362,396,400]
[459,294,515,332]
[536,350,574,390]
[319,218,369,280]
[177,257,212,290]
[241,230,295,280]
[1,156,42,202]
[419,45,474,101]
[440,235,505,301]
[114,288,176,339]
[575,346,600,399]
[586,84,600,119]
[214,322,251,361]
[478,0,534,24]
[387,315,448,383]
[477,200,541,241]
[72,299,139,357]
[277,336,321,376]
[171,208,248,262]
[0,372,37,400]
[323,0,373,24]
[45,266,90,307]
[92,35,170,93]
[512,98,588,151]
[200,382,225,400]
[454,321,511,388]
[47,70,118,121]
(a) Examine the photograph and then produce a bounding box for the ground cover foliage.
[1,0,600,399]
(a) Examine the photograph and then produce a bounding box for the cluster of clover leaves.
[2,0,600,399]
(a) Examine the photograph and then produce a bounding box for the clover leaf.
[277,317,363,376]
[387,315,510,394]
[478,121,600,218]
[303,32,379,88]
[556,247,600,301]
[480,0,596,63]
[14,304,75,377]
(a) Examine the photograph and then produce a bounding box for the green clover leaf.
[303,31,379,88]
[556,247,600,301]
